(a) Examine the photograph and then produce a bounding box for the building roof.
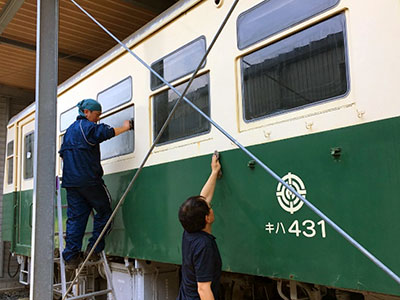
[0,0,178,92]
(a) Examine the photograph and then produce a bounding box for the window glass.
[7,141,13,157]
[6,141,14,185]
[153,73,210,145]
[60,107,78,132]
[24,132,34,179]
[237,0,339,49]
[100,106,134,160]
[151,37,206,90]
[97,77,132,113]
[7,158,13,185]
[241,14,348,121]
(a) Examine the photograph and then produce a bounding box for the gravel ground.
[0,289,29,300]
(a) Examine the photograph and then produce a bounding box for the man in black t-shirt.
[177,153,222,300]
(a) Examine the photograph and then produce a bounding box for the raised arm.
[200,153,221,205]
[114,119,133,136]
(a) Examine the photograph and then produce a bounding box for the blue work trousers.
[63,183,112,262]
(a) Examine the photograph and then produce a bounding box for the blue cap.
[77,99,102,117]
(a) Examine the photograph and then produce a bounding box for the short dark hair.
[178,196,210,233]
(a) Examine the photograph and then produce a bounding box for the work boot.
[84,246,101,262]
[64,253,82,270]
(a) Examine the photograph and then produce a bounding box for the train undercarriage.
[14,253,400,300]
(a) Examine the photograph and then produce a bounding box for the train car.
[2,0,400,299]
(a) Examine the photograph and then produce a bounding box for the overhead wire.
[65,0,400,296]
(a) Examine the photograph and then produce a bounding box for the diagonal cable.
[63,0,240,298]
[67,0,400,294]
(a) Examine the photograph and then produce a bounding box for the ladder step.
[53,281,73,287]
[65,288,112,300]
[54,258,102,266]
[53,288,73,297]
[84,260,104,266]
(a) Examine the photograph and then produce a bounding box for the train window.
[153,73,210,145]
[100,106,134,160]
[241,14,348,121]
[6,141,14,185]
[97,77,132,113]
[7,141,13,157]
[24,132,34,179]
[60,106,78,132]
[150,37,206,91]
[237,0,339,50]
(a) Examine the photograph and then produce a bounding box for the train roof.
[7,0,201,127]
[58,0,201,94]
[8,101,35,126]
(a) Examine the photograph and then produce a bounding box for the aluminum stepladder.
[55,177,117,299]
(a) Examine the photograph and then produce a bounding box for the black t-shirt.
[177,231,222,300]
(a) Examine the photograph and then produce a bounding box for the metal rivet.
[357,109,365,119]
[247,160,256,169]
[331,147,341,159]
[305,121,313,130]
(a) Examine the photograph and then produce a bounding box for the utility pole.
[30,0,58,299]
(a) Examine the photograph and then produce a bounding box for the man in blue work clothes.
[59,99,133,268]
[177,153,222,300]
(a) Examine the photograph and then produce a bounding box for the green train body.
[2,0,400,298]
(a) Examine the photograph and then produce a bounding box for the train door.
[15,116,35,255]
[2,124,18,247]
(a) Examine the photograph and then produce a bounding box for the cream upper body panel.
[6,0,400,186]
[53,0,400,176]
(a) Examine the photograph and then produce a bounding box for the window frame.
[151,71,212,146]
[99,103,135,161]
[150,36,207,91]
[23,131,35,180]
[238,12,350,126]
[236,0,341,50]
[59,105,78,133]
[6,140,14,185]
[97,76,133,113]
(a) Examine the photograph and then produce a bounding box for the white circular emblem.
[276,172,306,214]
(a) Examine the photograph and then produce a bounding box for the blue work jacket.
[59,116,115,187]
